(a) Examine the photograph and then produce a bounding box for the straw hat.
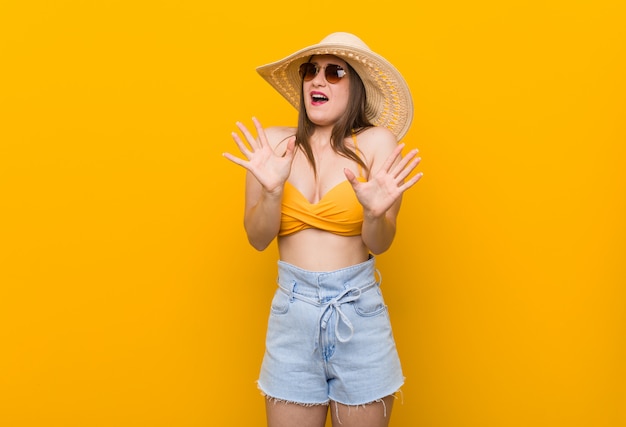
[256,32,414,141]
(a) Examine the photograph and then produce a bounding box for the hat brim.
[256,36,413,141]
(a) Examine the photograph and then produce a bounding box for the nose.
[310,67,327,86]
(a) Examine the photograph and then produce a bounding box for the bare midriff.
[278,229,369,271]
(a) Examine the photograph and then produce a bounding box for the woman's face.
[302,55,350,128]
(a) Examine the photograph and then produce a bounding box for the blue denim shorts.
[257,256,404,406]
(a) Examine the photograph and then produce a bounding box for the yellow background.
[1,1,625,426]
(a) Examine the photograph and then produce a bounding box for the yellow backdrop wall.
[1,1,624,426]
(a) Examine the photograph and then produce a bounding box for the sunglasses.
[299,63,347,84]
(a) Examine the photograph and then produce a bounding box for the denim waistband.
[277,255,378,299]
[276,256,380,344]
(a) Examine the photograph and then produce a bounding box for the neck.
[310,126,334,148]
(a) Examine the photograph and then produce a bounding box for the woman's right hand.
[223,117,296,194]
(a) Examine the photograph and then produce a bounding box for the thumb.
[283,136,296,159]
[344,167,358,184]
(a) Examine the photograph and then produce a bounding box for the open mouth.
[311,92,329,105]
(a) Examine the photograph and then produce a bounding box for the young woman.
[223,32,422,427]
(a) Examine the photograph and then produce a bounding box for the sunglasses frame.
[299,63,347,84]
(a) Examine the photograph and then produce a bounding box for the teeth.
[312,94,328,101]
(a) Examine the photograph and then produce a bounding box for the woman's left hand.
[344,143,422,219]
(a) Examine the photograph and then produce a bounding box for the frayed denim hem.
[258,381,404,425]
[257,382,330,407]
[330,389,403,423]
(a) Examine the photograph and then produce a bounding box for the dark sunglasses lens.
[325,65,344,83]
[299,63,317,81]
[299,63,346,83]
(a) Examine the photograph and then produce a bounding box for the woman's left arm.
[344,129,422,254]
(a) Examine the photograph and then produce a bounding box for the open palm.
[223,118,295,193]
[345,143,422,218]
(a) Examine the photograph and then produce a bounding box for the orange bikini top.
[279,134,366,237]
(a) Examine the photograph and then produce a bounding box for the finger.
[391,148,419,179]
[231,131,253,159]
[236,121,260,149]
[344,167,357,182]
[399,171,424,192]
[378,143,405,174]
[252,117,268,149]
[222,151,250,170]
[394,154,421,183]
[283,136,297,159]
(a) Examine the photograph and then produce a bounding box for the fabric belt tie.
[278,280,377,347]
[319,287,361,343]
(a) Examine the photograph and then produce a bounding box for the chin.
[307,111,341,127]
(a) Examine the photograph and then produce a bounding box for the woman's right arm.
[242,170,284,250]
[223,118,296,250]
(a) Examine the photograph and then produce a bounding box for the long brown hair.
[294,60,373,176]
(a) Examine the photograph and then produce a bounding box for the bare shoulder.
[356,126,398,161]
[264,126,296,153]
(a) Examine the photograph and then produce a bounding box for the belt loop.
[276,277,296,302]
[288,280,296,302]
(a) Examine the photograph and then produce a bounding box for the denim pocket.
[270,288,291,315]
[352,286,386,317]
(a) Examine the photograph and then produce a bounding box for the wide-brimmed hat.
[256,32,414,141]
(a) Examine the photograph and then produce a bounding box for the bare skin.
[264,400,328,427]
[265,395,395,427]
[223,55,422,426]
